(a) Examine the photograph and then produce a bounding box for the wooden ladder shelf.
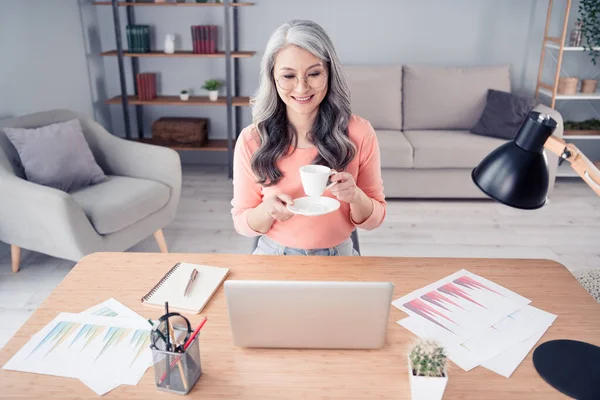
[535,0,573,109]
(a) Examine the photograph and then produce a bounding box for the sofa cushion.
[375,130,413,168]
[471,89,537,139]
[344,65,403,130]
[404,130,507,169]
[2,119,107,192]
[403,64,511,130]
[70,175,170,235]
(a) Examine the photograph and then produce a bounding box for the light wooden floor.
[0,165,599,349]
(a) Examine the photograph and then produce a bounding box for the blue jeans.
[253,235,360,256]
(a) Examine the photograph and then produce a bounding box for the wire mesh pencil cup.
[151,333,202,395]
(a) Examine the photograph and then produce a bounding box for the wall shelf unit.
[92,1,254,7]
[534,0,600,109]
[544,43,600,52]
[106,95,250,106]
[538,88,600,101]
[96,0,254,178]
[137,138,231,151]
[534,0,600,178]
[100,50,255,58]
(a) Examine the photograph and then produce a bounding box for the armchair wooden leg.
[153,229,169,253]
[11,245,20,273]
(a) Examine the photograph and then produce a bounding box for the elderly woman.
[231,19,386,256]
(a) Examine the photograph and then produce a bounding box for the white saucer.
[287,196,340,217]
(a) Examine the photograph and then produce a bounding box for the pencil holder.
[151,334,202,395]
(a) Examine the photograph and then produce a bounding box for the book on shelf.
[136,73,157,101]
[126,25,151,53]
[191,25,218,54]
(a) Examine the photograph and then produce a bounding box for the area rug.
[573,269,600,303]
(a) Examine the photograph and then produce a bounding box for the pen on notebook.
[183,268,199,297]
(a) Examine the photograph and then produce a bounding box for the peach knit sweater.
[231,115,386,249]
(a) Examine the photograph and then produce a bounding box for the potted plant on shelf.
[578,0,600,66]
[564,119,600,136]
[179,90,189,101]
[202,79,223,101]
[407,339,448,400]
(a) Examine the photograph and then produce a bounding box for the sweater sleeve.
[352,121,387,230]
[230,128,263,237]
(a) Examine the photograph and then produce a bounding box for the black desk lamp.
[472,111,600,399]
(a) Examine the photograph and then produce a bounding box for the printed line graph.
[403,274,506,333]
[3,302,154,397]
[27,321,80,358]
[393,269,531,342]
[453,275,504,296]
[27,322,149,364]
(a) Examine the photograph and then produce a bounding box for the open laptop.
[224,280,394,349]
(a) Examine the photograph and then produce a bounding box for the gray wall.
[0,0,95,120]
[93,0,563,147]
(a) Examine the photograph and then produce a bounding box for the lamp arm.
[544,135,600,196]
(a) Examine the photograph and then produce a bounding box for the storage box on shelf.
[151,117,208,147]
[95,0,255,178]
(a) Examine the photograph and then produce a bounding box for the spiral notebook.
[141,262,230,314]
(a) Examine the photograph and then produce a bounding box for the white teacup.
[299,165,336,197]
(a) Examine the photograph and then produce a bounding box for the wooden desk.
[1,253,599,399]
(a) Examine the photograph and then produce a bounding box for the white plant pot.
[179,93,189,101]
[408,357,448,400]
[208,90,219,101]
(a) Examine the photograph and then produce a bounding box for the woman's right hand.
[259,193,295,222]
[247,193,295,234]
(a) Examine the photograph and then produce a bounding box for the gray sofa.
[343,64,563,198]
[0,109,182,271]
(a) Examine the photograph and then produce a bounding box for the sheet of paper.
[2,312,152,396]
[398,305,556,372]
[392,269,531,343]
[482,328,548,378]
[78,299,150,395]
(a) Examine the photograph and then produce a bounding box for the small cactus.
[408,339,447,377]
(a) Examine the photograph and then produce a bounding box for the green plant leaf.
[578,0,600,65]
[202,79,223,91]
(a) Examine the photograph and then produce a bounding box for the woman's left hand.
[329,171,362,204]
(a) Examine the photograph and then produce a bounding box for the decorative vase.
[569,21,583,46]
[408,357,448,400]
[164,34,175,54]
[557,77,579,95]
[180,92,189,101]
[581,79,598,94]
[208,90,219,101]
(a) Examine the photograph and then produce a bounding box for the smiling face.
[273,45,329,120]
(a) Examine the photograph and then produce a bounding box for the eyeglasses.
[276,71,328,91]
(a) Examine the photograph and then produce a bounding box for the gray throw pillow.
[3,119,107,192]
[470,89,537,140]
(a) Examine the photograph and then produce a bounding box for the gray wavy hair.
[249,19,356,186]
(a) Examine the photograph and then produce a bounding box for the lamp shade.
[472,111,558,210]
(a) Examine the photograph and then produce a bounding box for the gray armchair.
[0,109,182,272]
